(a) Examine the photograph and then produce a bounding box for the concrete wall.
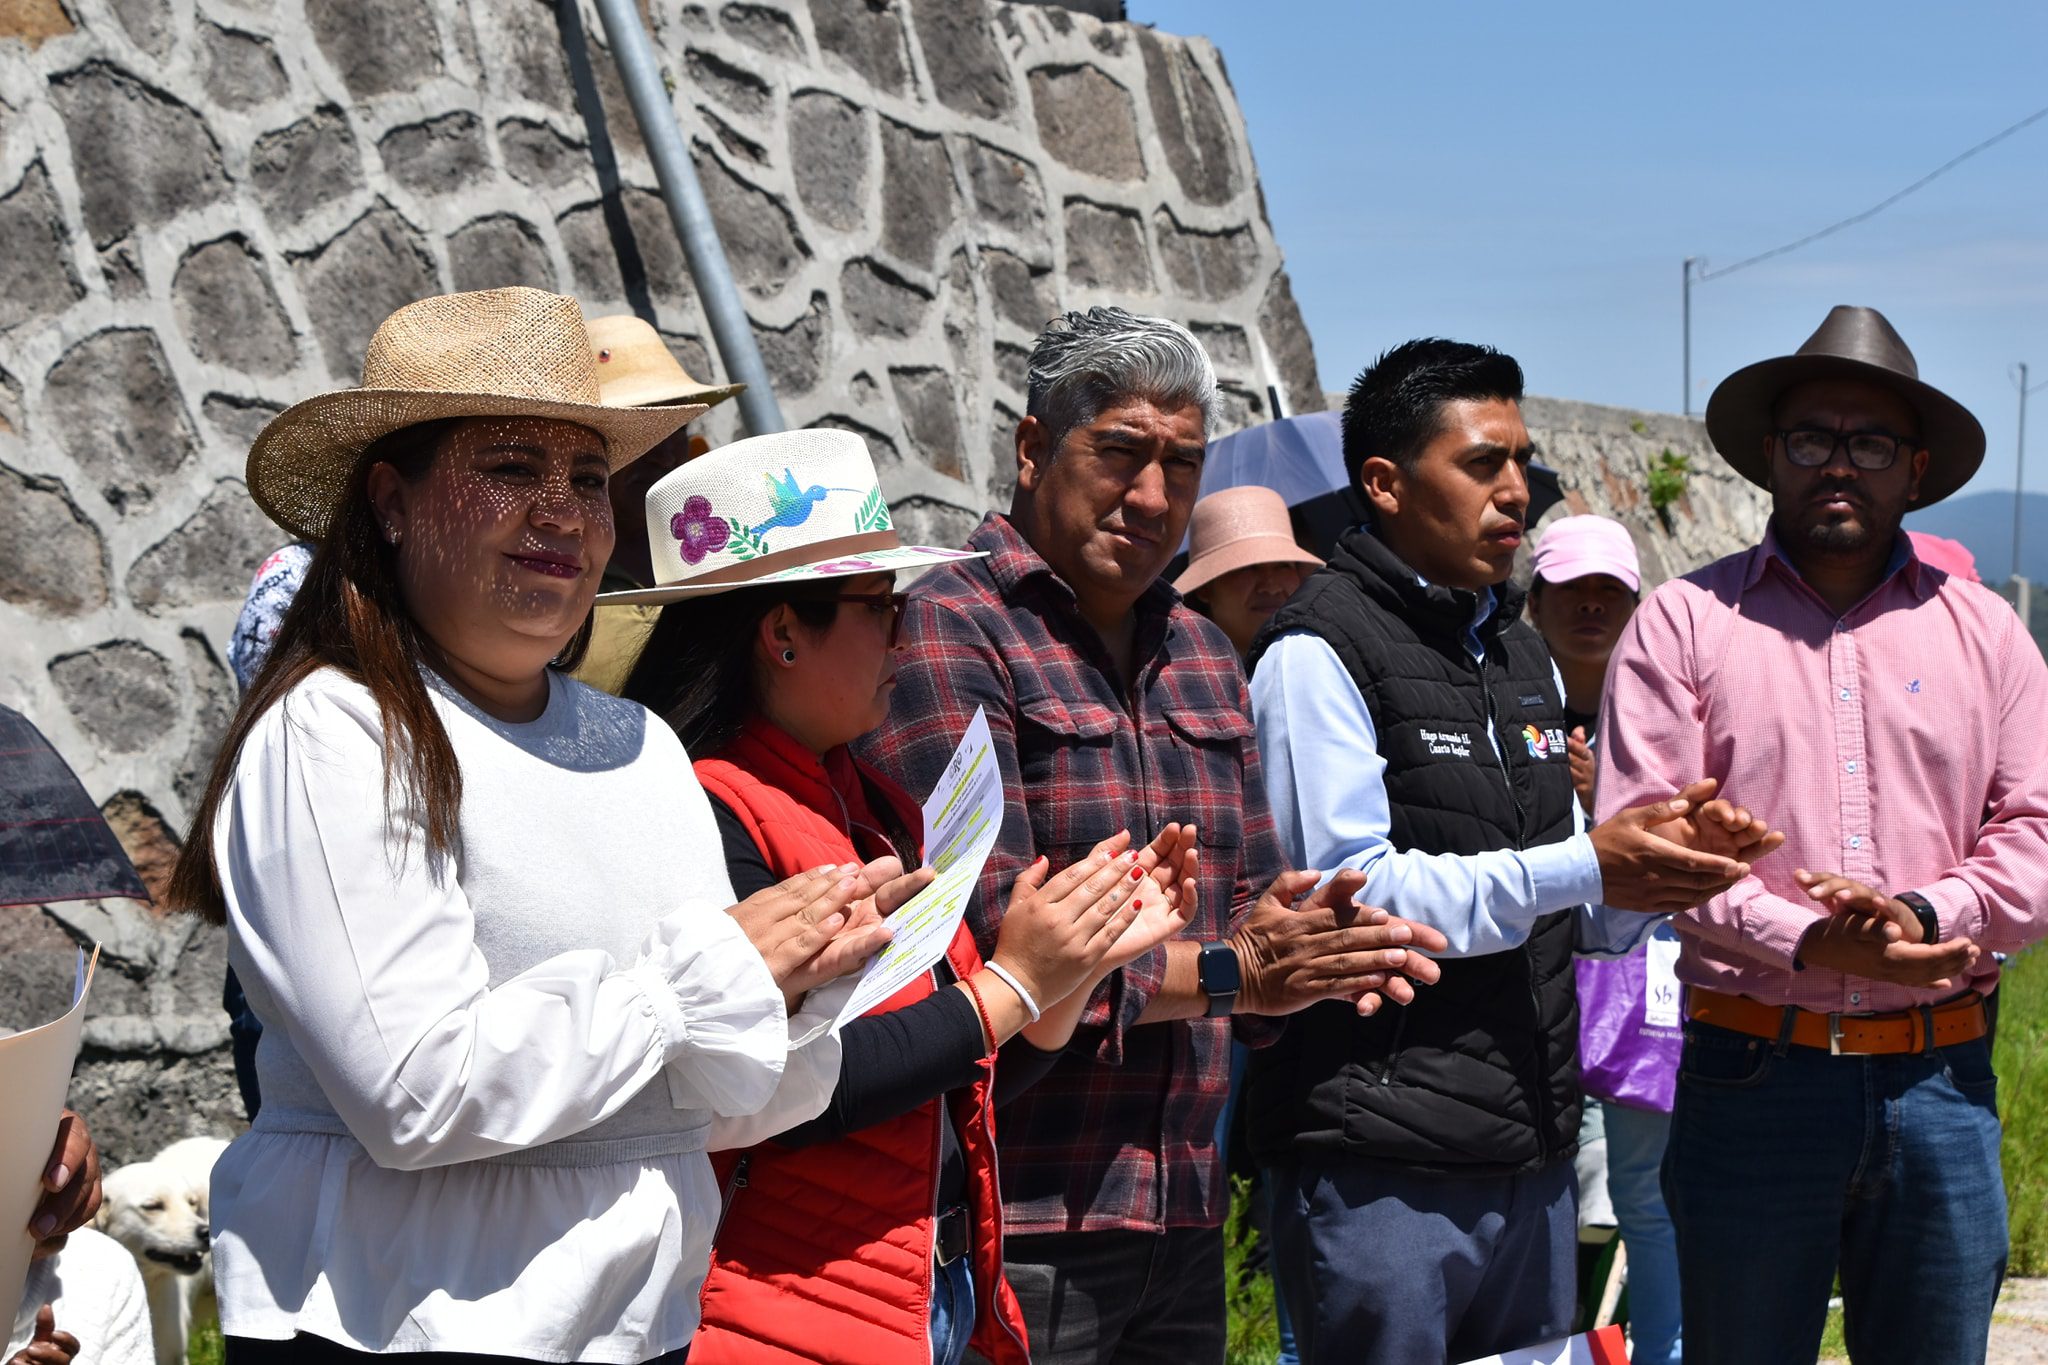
[0,0,1321,1160]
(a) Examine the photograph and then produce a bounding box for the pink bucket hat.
[1530,515,1641,593]
[1174,486,1322,597]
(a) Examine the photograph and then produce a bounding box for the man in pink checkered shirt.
[1598,305,2048,1365]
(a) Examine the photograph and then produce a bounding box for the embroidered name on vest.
[1419,727,1474,759]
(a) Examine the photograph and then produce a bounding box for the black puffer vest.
[1245,527,1582,1175]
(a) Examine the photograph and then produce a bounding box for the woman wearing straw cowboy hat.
[576,314,747,694]
[167,287,921,1364]
[615,428,1198,1365]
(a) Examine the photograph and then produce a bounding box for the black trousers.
[1000,1226,1226,1365]
[226,1338,687,1365]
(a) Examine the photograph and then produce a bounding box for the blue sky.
[1131,1,2048,502]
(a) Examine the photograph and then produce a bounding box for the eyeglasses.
[835,591,909,646]
[1776,428,1912,471]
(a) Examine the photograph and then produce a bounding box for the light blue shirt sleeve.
[1250,630,1658,959]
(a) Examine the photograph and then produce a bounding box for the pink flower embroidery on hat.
[814,558,881,575]
[670,495,730,565]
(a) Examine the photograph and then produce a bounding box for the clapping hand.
[1232,869,1450,1018]
[9,1308,78,1365]
[1790,869,1979,988]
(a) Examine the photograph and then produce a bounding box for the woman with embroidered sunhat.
[167,287,914,1365]
[616,428,1199,1365]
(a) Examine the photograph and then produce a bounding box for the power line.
[1697,102,2048,283]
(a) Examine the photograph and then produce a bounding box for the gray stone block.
[174,630,237,811]
[290,203,443,378]
[200,394,284,451]
[702,107,770,166]
[694,146,809,293]
[171,236,297,376]
[557,188,695,307]
[378,111,489,196]
[250,106,365,227]
[126,480,280,613]
[0,161,84,331]
[448,214,557,293]
[1154,208,1254,299]
[1190,321,1250,375]
[889,367,962,479]
[49,641,180,756]
[1063,198,1151,292]
[475,0,576,113]
[909,0,1013,122]
[1029,64,1143,181]
[878,118,956,271]
[1257,269,1321,417]
[992,341,1029,400]
[43,328,198,516]
[199,22,288,109]
[1134,29,1239,207]
[964,139,1047,244]
[988,403,1020,507]
[842,258,932,339]
[889,495,978,552]
[719,2,803,58]
[49,63,229,248]
[685,46,772,120]
[788,89,868,232]
[305,0,445,99]
[0,463,108,616]
[499,118,588,190]
[107,0,174,58]
[67,1053,244,1169]
[754,291,831,395]
[811,0,909,95]
[980,246,1055,332]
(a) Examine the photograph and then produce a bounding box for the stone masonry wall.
[0,0,1320,1161]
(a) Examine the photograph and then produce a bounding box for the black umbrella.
[0,705,150,908]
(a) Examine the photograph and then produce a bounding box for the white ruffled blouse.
[210,667,848,1362]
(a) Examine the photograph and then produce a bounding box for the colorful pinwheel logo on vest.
[1522,723,1550,760]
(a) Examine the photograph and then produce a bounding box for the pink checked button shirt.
[1596,531,2048,1013]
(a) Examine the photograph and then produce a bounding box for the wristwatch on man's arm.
[1894,891,1940,946]
[1197,941,1241,1017]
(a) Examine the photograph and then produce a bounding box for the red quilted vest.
[690,716,1030,1365]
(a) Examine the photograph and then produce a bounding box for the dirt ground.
[1819,1279,2048,1365]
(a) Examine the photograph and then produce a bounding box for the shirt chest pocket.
[1017,692,1125,854]
[1159,703,1249,850]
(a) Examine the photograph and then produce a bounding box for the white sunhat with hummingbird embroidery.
[597,427,986,603]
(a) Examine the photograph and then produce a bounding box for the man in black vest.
[1246,339,1779,1363]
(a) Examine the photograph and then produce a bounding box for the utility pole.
[588,0,785,436]
[2017,361,2031,582]
[1681,257,1699,417]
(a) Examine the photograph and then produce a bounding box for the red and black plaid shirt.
[859,513,1285,1235]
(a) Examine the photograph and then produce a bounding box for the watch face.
[1199,942,1242,995]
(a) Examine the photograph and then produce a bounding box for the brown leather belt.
[1687,987,1987,1056]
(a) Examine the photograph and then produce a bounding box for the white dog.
[95,1136,228,1365]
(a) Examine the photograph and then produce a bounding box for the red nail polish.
[1130,867,1144,881]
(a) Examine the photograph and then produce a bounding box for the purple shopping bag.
[1576,921,1683,1113]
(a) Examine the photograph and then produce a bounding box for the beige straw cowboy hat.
[247,288,708,541]
[587,314,746,410]
[1174,485,1321,598]
[600,427,985,604]
[1704,304,1985,508]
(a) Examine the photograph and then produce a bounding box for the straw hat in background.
[246,288,706,542]
[1174,485,1322,598]
[587,314,746,411]
[600,427,985,605]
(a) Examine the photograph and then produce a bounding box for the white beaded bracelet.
[984,961,1043,1023]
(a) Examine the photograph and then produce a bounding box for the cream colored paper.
[834,707,1002,1029]
[0,945,99,1317]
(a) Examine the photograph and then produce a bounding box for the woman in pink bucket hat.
[1174,486,1324,658]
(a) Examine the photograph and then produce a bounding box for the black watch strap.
[1895,891,1940,946]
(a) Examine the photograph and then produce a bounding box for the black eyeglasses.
[1776,428,1913,471]
[835,591,909,645]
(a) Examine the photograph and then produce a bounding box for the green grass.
[1996,945,2048,1275]
[1225,1176,1283,1365]
[189,1310,223,1365]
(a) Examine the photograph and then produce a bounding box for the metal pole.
[588,0,785,436]
[1682,257,1698,417]
[2016,362,2030,581]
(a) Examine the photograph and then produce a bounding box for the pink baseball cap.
[1530,515,1641,594]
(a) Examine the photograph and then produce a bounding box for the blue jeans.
[1663,1020,2006,1365]
[1602,1101,1679,1365]
[929,1253,974,1365]
[1271,1156,1577,1365]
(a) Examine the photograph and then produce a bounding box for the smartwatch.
[1197,941,1241,1018]
[1894,891,1940,946]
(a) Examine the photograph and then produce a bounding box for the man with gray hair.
[862,307,1445,1362]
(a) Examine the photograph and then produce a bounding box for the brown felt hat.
[247,288,707,542]
[1704,304,1985,507]
[586,314,746,410]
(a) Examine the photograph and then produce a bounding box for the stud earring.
[781,649,796,664]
